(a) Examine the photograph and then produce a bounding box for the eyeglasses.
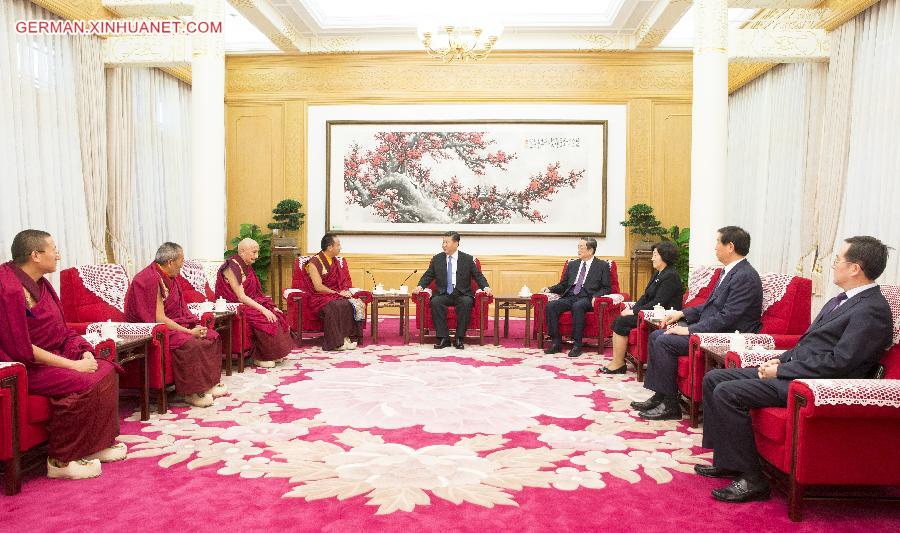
[832,255,857,266]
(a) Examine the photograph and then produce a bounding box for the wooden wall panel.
[225,52,693,309]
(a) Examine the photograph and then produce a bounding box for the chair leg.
[3,457,21,496]
[689,399,699,428]
[788,479,804,522]
[636,360,645,382]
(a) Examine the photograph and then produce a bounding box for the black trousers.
[643,328,691,395]
[545,295,593,346]
[702,367,790,476]
[430,293,474,338]
[611,313,640,337]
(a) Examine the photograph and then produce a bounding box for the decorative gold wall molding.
[226,52,694,102]
[729,0,883,92]
[729,29,830,62]
[29,0,114,20]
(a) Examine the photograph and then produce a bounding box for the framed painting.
[326,120,607,236]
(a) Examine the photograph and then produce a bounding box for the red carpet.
[3,317,898,532]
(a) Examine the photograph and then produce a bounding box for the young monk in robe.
[215,238,294,368]
[0,230,124,480]
[124,242,225,408]
[306,234,362,351]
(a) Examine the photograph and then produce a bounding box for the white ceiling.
[223,0,758,53]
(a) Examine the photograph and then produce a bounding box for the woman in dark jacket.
[600,240,683,374]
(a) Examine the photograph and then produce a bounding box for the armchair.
[284,256,372,346]
[414,257,493,345]
[532,259,630,353]
[682,273,813,427]
[60,265,171,413]
[722,284,900,521]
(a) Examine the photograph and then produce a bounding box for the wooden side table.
[269,247,298,309]
[702,344,730,372]
[114,334,152,421]
[371,294,411,344]
[210,310,236,375]
[629,248,654,299]
[493,296,533,347]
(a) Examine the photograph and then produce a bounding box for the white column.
[190,0,226,259]
[689,0,729,267]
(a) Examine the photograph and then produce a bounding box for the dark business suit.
[418,251,489,338]
[644,258,763,395]
[611,266,683,337]
[702,285,892,475]
[545,258,612,346]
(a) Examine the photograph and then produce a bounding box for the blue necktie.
[446,256,454,295]
[820,292,848,318]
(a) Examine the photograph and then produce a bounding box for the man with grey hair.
[125,242,226,408]
[215,238,294,367]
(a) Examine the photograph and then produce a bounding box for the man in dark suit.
[635,226,763,421]
[414,231,491,350]
[697,236,893,503]
[541,237,612,358]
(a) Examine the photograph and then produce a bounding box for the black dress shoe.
[694,465,740,478]
[630,392,664,411]
[544,343,562,355]
[599,365,626,375]
[453,338,464,350]
[434,338,451,349]
[711,477,771,503]
[639,398,683,421]
[567,346,583,358]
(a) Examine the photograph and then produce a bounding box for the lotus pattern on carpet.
[117,344,711,515]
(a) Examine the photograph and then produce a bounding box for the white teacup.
[399,285,409,294]
[100,324,118,341]
[214,298,227,312]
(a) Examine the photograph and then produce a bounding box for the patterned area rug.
[5,339,898,531]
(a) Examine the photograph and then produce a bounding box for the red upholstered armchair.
[284,256,372,346]
[681,273,813,427]
[179,259,250,373]
[414,257,493,344]
[1,340,116,495]
[59,265,172,413]
[723,284,900,521]
[532,259,630,353]
[626,266,723,381]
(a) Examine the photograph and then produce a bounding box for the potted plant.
[267,198,305,248]
[225,224,272,290]
[620,203,667,250]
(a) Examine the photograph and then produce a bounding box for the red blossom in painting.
[343,131,584,224]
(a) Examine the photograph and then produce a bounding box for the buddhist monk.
[125,242,225,408]
[306,234,364,351]
[215,238,295,368]
[0,230,124,480]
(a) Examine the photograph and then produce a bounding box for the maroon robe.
[215,256,294,361]
[124,263,221,395]
[0,262,118,462]
[307,253,360,351]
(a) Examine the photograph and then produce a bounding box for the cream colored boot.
[83,443,128,463]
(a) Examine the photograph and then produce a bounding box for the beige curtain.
[72,35,108,263]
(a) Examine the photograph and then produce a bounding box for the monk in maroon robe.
[215,238,294,368]
[124,242,224,408]
[0,230,124,480]
[307,234,362,351]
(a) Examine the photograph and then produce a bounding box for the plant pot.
[272,236,297,248]
[633,239,654,251]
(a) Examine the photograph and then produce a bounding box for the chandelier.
[417,24,503,62]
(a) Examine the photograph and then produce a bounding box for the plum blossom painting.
[326,120,607,236]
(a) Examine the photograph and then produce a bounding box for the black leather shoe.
[711,477,771,503]
[639,399,683,421]
[434,338,451,349]
[453,338,464,350]
[630,392,664,411]
[599,365,626,375]
[544,343,562,355]
[567,346,583,358]
[695,465,740,479]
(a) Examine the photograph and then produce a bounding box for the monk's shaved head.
[11,229,52,265]
[237,238,259,252]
